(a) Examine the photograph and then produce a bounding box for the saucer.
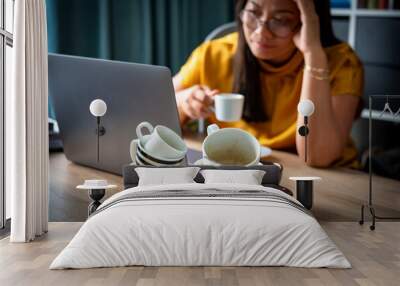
[130,138,186,166]
[194,158,263,166]
[138,135,186,163]
[135,152,185,167]
[260,146,272,157]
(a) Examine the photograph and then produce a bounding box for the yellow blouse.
[178,33,364,167]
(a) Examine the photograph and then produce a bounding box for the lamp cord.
[97,117,100,162]
[304,116,308,163]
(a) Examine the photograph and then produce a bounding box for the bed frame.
[122,163,293,196]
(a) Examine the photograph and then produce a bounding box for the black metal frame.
[0,0,14,230]
[359,95,400,230]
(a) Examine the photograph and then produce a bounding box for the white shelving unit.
[331,0,400,48]
[331,0,400,122]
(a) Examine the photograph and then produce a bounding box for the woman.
[173,0,363,167]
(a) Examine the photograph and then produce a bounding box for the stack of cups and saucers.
[130,121,188,166]
[130,93,274,167]
[130,121,272,167]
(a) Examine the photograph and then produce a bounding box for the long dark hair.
[233,0,340,122]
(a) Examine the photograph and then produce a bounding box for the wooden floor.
[1,222,400,286]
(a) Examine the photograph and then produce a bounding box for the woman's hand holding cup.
[176,85,219,119]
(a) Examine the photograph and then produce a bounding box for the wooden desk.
[50,133,400,222]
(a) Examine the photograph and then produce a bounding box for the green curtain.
[46,0,234,73]
[46,0,234,119]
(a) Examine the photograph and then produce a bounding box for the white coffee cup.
[213,93,244,122]
[136,121,187,160]
[202,124,260,166]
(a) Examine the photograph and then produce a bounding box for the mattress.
[50,183,350,269]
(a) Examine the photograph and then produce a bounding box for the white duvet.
[50,183,350,269]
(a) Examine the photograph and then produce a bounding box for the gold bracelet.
[304,68,330,80]
[304,64,330,80]
[304,64,330,74]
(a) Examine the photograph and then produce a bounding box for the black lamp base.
[296,180,313,210]
[88,189,106,216]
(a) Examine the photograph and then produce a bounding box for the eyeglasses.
[240,9,300,38]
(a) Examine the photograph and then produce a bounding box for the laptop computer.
[48,53,202,175]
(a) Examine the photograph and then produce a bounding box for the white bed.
[50,183,350,269]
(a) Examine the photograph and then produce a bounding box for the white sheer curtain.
[7,0,49,242]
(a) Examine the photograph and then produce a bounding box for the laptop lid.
[48,53,183,175]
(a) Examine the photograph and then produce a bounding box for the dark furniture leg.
[296,180,313,210]
[359,203,400,231]
[88,189,105,216]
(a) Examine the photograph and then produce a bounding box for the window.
[1,0,14,230]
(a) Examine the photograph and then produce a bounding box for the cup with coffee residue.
[200,124,260,166]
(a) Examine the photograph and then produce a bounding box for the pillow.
[200,169,266,185]
[135,167,201,186]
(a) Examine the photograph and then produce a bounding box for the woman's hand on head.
[292,0,323,56]
[176,85,219,120]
